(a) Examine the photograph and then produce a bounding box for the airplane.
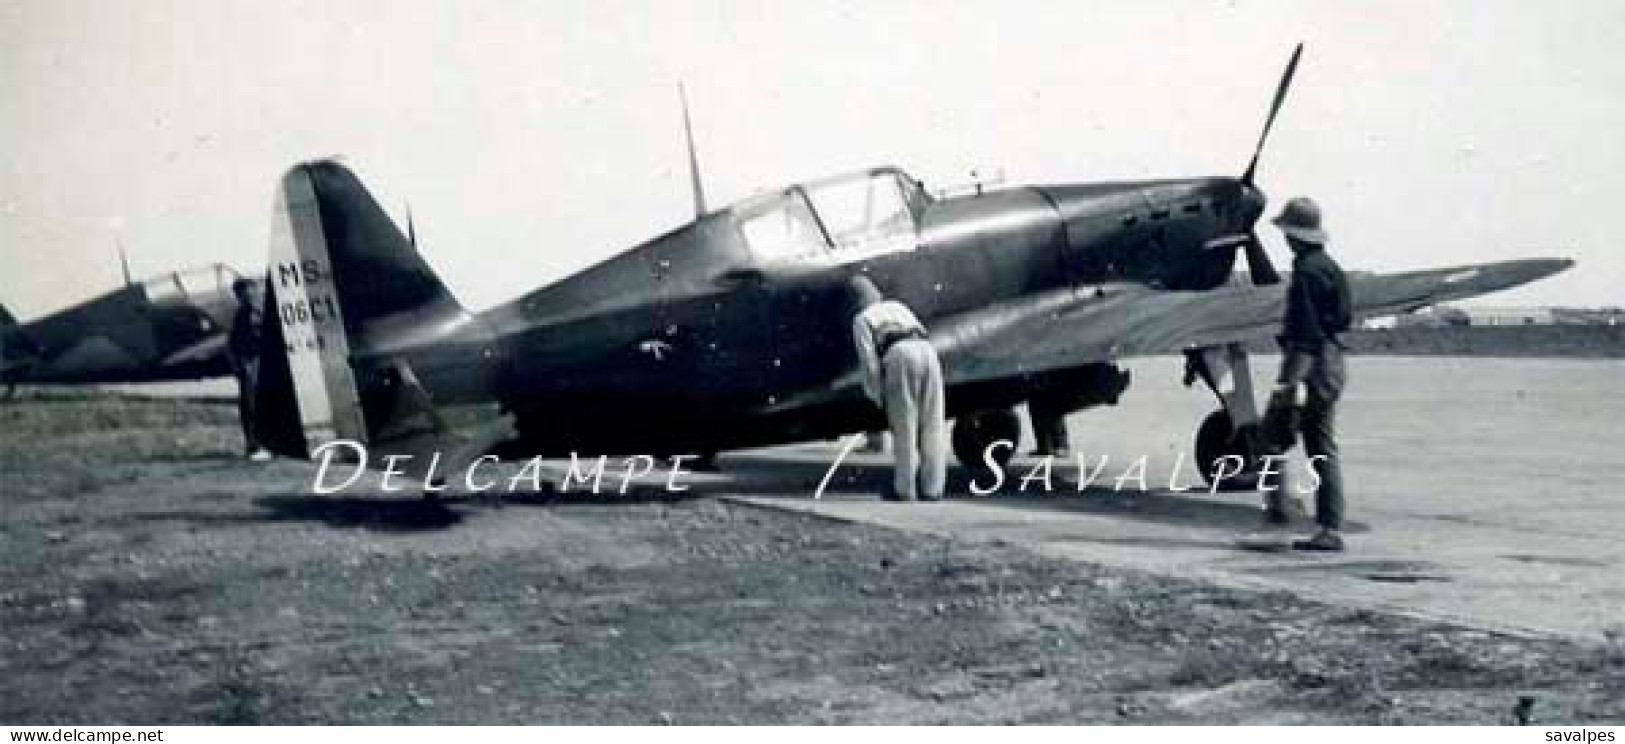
[247,45,1573,491]
[0,261,255,399]
[0,213,434,402]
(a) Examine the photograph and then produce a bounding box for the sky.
[2,0,1621,318]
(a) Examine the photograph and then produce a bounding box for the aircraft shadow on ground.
[225,484,700,532]
[461,484,708,507]
[251,495,467,531]
[125,496,466,533]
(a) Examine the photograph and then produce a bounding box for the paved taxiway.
[88,355,1625,641]
[727,356,1625,641]
[4,364,1621,722]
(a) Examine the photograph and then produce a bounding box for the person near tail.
[227,277,271,462]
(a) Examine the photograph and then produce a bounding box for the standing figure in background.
[228,278,271,462]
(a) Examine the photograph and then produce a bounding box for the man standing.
[228,277,271,462]
[1268,197,1352,551]
[849,275,946,502]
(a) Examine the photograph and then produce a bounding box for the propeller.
[1240,233,1281,286]
[1231,43,1303,286]
[1241,42,1303,186]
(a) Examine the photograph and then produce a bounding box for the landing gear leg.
[951,409,1021,475]
[1185,343,1267,492]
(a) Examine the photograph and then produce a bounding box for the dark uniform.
[227,280,264,457]
[1269,197,1352,550]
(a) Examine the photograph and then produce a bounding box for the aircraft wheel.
[1194,409,1263,492]
[952,409,1022,470]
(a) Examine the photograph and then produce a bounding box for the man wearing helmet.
[1268,196,1352,551]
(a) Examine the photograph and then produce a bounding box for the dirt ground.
[1,390,1621,724]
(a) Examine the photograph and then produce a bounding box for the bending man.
[849,275,946,502]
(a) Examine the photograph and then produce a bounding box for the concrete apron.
[723,487,1623,644]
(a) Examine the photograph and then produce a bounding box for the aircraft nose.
[1237,183,1268,227]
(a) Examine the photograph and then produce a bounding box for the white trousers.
[882,338,946,500]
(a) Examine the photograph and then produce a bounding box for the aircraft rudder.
[295,159,466,333]
[251,164,370,458]
[251,160,493,465]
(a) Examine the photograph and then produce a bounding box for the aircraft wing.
[159,334,228,368]
[931,257,1573,387]
[764,256,1571,415]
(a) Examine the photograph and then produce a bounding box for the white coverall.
[852,301,946,500]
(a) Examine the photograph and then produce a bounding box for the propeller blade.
[1241,43,1304,185]
[1241,232,1282,286]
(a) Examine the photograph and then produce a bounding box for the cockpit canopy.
[734,167,929,265]
[140,263,244,305]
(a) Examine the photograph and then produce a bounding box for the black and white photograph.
[1,0,1622,729]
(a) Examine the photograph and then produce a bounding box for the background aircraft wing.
[930,257,1573,387]
[159,334,228,368]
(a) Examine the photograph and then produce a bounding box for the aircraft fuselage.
[384,172,1267,456]
[2,280,240,387]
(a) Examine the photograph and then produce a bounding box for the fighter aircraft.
[0,262,250,398]
[248,45,1572,488]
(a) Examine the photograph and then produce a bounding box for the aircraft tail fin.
[271,160,466,346]
[251,160,507,470]
[0,302,17,377]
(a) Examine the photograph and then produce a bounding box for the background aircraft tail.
[0,302,17,379]
[252,160,506,472]
[0,302,36,380]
